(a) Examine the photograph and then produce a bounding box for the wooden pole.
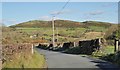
[57,28,58,42]
[118,40,120,51]
[32,44,34,54]
[74,42,76,47]
[52,16,55,47]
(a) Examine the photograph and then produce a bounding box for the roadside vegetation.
[91,24,120,66]
[3,50,46,68]
[2,26,46,69]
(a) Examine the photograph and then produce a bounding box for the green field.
[13,27,107,43]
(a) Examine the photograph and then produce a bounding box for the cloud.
[2,19,16,22]
[50,9,73,16]
[39,16,61,21]
[0,19,3,26]
[39,16,52,21]
[0,19,3,24]
[115,10,118,13]
[87,10,105,15]
[83,10,105,20]
[102,3,114,7]
[0,19,17,26]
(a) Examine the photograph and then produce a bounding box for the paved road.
[36,48,120,69]
[0,60,2,70]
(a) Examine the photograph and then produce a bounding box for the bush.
[64,47,82,54]
[100,51,120,66]
[115,51,120,65]
[101,54,115,62]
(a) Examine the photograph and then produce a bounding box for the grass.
[104,46,114,54]
[89,26,107,32]
[92,45,115,58]
[13,27,87,43]
[3,50,46,68]
[9,27,105,43]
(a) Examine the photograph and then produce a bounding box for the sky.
[1,0,120,2]
[0,2,119,26]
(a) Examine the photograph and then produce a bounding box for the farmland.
[9,20,112,43]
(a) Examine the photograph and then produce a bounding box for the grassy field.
[88,26,107,32]
[15,27,87,43]
[14,27,106,43]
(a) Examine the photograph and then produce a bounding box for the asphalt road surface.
[36,48,120,69]
[0,60,2,70]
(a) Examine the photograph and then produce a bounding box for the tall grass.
[3,50,46,68]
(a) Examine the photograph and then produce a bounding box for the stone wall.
[78,39,101,54]
[62,42,74,50]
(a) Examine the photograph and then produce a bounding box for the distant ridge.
[10,20,112,28]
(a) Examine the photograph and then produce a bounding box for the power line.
[54,0,70,16]
[51,0,70,47]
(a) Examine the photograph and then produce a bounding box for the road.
[0,60,2,70]
[36,48,120,69]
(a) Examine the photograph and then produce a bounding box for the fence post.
[114,39,116,52]
[118,40,120,52]
[74,42,76,47]
[32,44,34,54]
[114,39,119,52]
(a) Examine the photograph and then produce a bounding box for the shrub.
[100,51,120,66]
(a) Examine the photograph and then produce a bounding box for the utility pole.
[52,16,55,47]
[57,28,58,42]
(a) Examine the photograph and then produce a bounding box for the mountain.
[10,20,113,28]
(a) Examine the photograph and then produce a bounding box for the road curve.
[36,48,119,69]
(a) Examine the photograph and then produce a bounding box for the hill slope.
[10,20,112,28]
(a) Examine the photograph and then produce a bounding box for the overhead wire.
[54,0,70,17]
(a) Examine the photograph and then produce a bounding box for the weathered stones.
[77,38,103,55]
[62,42,74,50]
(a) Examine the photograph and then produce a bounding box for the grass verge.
[2,50,46,69]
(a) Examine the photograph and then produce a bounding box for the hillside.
[10,20,112,28]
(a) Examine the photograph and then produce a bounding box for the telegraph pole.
[52,16,55,47]
[57,28,58,42]
[51,0,70,47]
